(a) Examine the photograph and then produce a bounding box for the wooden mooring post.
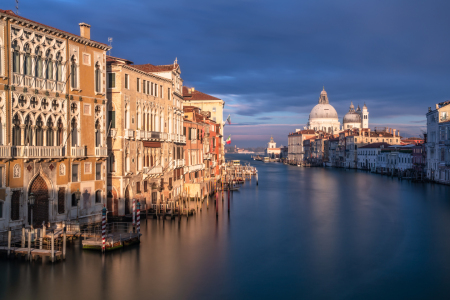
[21,225,25,248]
[27,229,31,261]
[7,228,11,258]
[51,232,55,263]
[63,227,67,260]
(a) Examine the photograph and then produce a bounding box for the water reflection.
[3,154,450,299]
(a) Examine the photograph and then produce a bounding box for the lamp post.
[75,189,81,220]
[28,192,35,228]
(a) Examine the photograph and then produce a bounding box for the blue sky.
[13,0,450,147]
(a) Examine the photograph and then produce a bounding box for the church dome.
[309,103,338,119]
[343,102,361,123]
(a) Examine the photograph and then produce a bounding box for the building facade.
[0,10,110,230]
[106,56,185,216]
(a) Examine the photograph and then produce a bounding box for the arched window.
[56,118,63,146]
[95,62,101,93]
[12,114,21,146]
[125,152,130,172]
[95,120,101,147]
[55,52,62,82]
[45,50,53,80]
[12,40,20,74]
[71,194,77,207]
[24,115,32,145]
[47,118,54,146]
[35,47,43,78]
[24,44,32,76]
[95,190,102,203]
[109,153,116,172]
[35,116,43,146]
[71,118,78,147]
[71,56,77,88]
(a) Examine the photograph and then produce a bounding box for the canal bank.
[2,153,450,300]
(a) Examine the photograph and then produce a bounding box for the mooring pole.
[7,227,11,258]
[136,201,141,237]
[228,186,230,213]
[39,228,43,249]
[215,181,218,218]
[256,172,259,186]
[21,225,25,248]
[63,226,67,260]
[27,229,31,261]
[102,206,107,253]
[51,232,55,263]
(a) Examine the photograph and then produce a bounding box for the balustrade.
[95,146,107,157]
[11,146,63,158]
[0,146,11,158]
[148,165,163,175]
[125,129,135,139]
[71,146,85,158]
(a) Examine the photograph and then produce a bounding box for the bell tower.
[362,103,369,128]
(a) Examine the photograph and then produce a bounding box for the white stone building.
[343,103,369,129]
[307,88,340,134]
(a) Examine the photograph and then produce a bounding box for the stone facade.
[0,10,110,230]
[106,56,185,216]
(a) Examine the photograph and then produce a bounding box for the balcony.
[12,73,66,93]
[108,129,117,138]
[125,129,135,139]
[186,163,205,173]
[135,130,146,140]
[204,153,212,160]
[148,165,163,175]
[12,146,64,159]
[175,159,185,168]
[0,146,11,158]
[71,146,86,158]
[95,146,108,157]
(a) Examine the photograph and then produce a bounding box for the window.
[143,80,146,94]
[168,88,171,100]
[0,166,3,187]
[136,182,141,194]
[71,194,77,207]
[160,85,163,98]
[212,107,216,112]
[108,73,116,88]
[144,181,148,192]
[95,63,101,93]
[109,153,116,172]
[45,50,53,80]
[96,163,102,180]
[137,78,141,92]
[109,111,116,128]
[95,190,102,203]
[24,44,32,75]
[58,187,65,214]
[147,81,150,95]
[72,164,79,182]
[125,74,129,89]
[35,47,43,78]
[56,52,63,82]
[84,104,91,115]
[71,56,77,88]
[12,41,20,73]
[0,201,3,219]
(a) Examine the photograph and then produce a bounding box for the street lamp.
[28,192,35,228]
[75,189,81,219]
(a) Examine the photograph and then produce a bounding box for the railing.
[13,73,22,85]
[24,75,34,87]
[95,146,107,157]
[0,146,11,158]
[11,146,64,158]
[125,129,135,139]
[204,153,212,160]
[149,131,160,139]
[46,80,55,91]
[160,132,168,140]
[56,82,64,92]
[35,78,45,89]
[186,164,205,173]
[180,135,186,143]
[177,159,185,167]
[108,129,117,138]
[71,146,85,157]
[143,167,149,173]
[148,165,163,175]
[135,130,145,140]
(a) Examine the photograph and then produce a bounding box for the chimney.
[386,127,389,133]
[191,87,195,92]
[398,130,400,137]
[393,129,396,136]
[79,23,91,40]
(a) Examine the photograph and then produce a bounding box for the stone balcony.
[95,146,108,157]
[11,146,64,159]
[13,73,65,93]
[185,163,205,173]
[148,165,163,175]
[71,146,86,158]
[125,129,135,139]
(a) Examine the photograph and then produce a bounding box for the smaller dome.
[343,102,361,123]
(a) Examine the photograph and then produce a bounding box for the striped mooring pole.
[102,206,107,253]
[136,200,141,236]
[132,199,136,227]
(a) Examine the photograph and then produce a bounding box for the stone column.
[20,124,25,146]
[42,126,48,146]
[31,125,36,146]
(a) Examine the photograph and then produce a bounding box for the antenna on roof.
[108,37,113,56]
[15,0,19,14]
[174,57,178,67]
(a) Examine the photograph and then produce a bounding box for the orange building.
[0,10,110,230]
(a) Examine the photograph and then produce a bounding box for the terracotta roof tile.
[133,63,179,73]
[183,86,221,101]
[359,142,391,149]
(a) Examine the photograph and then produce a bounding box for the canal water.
[2,153,450,300]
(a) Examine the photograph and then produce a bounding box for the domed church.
[307,87,340,133]
[343,102,369,129]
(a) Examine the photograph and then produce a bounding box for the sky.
[12,0,450,147]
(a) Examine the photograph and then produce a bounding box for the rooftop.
[183,86,221,101]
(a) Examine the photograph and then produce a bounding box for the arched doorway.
[28,175,49,227]
[125,187,130,215]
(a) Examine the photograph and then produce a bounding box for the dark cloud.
[17,0,450,146]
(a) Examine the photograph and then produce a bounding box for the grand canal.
[2,153,450,299]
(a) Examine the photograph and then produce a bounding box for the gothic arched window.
[95,120,101,147]
[71,118,78,147]
[12,40,20,73]
[71,56,77,88]
[35,116,43,146]
[12,114,21,146]
[56,118,63,146]
[55,52,62,82]
[95,62,101,93]
[46,50,53,80]
[24,44,32,76]
[24,115,32,146]
[35,47,43,78]
[47,118,54,146]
